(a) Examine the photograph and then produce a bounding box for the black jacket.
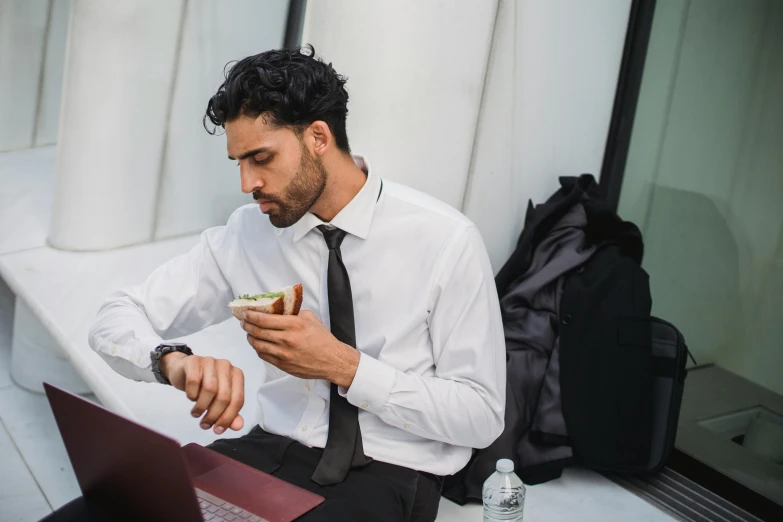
[443,175,650,504]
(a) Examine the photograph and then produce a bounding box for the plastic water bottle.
[482,458,525,521]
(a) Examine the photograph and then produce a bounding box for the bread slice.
[228,284,303,320]
[282,283,304,316]
[229,296,284,320]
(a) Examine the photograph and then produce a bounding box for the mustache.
[252,190,279,203]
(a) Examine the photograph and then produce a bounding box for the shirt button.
[305,383,311,391]
[300,425,308,432]
[404,424,411,429]
[360,402,369,409]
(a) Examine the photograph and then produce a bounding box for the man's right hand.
[161,352,245,435]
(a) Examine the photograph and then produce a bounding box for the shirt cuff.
[345,352,396,415]
[92,332,161,383]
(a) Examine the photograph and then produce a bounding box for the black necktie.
[311,225,371,485]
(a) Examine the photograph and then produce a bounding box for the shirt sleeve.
[345,225,506,449]
[88,225,235,383]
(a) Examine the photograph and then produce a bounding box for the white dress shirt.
[88,157,506,476]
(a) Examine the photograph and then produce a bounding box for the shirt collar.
[289,155,381,242]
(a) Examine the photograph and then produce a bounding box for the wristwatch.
[150,343,193,385]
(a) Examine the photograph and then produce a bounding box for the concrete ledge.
[0,237,262,446]
[11,298,89,394]
[0,239,676,521]
[0,148,673,521]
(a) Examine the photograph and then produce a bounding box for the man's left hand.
[241,310,360,388]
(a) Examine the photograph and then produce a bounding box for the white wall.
[0,0,49,152]
[50,0,184,251]
[302,0,498,210]
[618,0,783,394]
[153,0,288,241]
[0,0,70,151]
[34,0,70,147]
[465,0,632,271]
[49,0,288,249]
[302,0,632,272]
[44,0,633,262]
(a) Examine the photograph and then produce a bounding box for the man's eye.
[235,156,270,166]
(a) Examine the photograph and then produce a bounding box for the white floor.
[0,146,79,522]
[0,277,89,522]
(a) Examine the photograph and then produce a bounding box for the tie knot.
[318,225,347,250]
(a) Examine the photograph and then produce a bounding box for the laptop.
[44,383,324,522]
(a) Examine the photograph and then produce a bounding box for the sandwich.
[228,283,303,320]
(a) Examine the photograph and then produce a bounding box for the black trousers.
[41,427,442,522]
[206,426,442,522]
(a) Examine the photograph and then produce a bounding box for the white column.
[34,0,71,147]
[463,0,633,271]
[0,0,49,152]
[301,0,498,210]
[49,0,184,251]
[461,0,517,272]
[153,0,288,241]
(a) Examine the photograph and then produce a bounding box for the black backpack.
[443,175,689,504]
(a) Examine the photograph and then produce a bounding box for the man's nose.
[239,164,262,194]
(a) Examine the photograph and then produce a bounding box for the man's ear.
[307,121,332,157]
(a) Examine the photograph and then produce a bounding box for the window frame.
[598,0,657,210]
[598,2,783,519]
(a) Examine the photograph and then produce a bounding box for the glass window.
[615,0,783,510]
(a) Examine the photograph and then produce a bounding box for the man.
[88,46,505,521]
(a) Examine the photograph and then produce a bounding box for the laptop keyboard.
[195,488,268,522]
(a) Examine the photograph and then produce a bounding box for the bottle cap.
[496,458,514,473]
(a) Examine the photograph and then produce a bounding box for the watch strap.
[151,344,193,385]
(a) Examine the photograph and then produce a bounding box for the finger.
[298,310,318,321]
[192,357,217,421]
[247,334,285,359]
[298,310,325,328]
[243,310,296,330]
[248,336,287,370]
[230,414,245,432]
[256,350,283,367]
[241,319,287,344]
[202,359,233,429]
[214,367,245,434]
[185,357,202,404]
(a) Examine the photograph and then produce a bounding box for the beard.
[253,142,328,228]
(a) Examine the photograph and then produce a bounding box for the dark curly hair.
[204,45,351,153]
